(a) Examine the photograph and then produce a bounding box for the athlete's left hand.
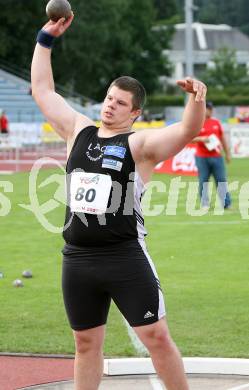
[176,77,207,102]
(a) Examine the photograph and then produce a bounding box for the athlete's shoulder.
[128,131,143,159]
[74,112,96,134]
[67,121,97,157]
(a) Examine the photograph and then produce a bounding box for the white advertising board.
[230,125,249,157]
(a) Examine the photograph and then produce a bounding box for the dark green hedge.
[147,92,249,107]
[147,94,184,107]
[208,95,249,106]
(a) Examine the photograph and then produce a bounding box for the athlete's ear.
[131,109,142,120]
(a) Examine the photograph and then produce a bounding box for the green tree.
[0,0,173,101]
[57,0,173,100]
[0,0,45,66]
[202,47,249,88]
[153,0,177,21]
[177,0,249,37]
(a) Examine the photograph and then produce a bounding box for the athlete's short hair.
[109,76,146,110]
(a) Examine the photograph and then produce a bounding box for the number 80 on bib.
[70,172,112,215]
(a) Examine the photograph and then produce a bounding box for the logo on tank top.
[86,143,106,161]
[102,158,123,171]
[104,145,126,159]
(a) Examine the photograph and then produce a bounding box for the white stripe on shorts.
[137,239,166,320]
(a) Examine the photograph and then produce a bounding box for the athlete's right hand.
[42,12,74,38]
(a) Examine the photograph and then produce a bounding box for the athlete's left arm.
[135,78,207,165]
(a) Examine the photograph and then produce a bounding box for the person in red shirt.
[193,101,231,209]
[0,110,9,134]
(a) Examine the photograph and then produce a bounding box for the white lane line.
[123,317,148,356]
[226,384,249,390]
[0,171,14,175]
[146,220,245,225]
[149,375,164,390]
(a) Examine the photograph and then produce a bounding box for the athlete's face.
[101,86,141,128]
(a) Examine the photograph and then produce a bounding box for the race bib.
[70,172,112,214]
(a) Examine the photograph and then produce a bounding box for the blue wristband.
[36,29,55,49]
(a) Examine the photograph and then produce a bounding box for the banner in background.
[8,123,63,146]
[235,106,249,123]
[230,126,249,157]
[154,144,198,176]
[9,123,42,146]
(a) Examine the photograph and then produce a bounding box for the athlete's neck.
[98,123,132,138]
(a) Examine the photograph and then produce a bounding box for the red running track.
[0,355,74,390]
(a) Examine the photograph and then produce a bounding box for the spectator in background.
[143,109,151,122]
[193,101,232,209]
[0,110,9,134]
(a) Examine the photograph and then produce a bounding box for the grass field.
[0,158,249,358]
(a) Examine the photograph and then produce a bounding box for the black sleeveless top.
[63,126,146,247]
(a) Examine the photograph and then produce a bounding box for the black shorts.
[62,239,166,331]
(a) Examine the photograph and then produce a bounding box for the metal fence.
[0,125,67,173]
[1,123,249,174]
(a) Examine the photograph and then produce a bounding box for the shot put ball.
[13,279,24,287]
[22,270,33,278]
[46,0,72,22]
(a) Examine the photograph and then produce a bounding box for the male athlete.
[31,14,206,390]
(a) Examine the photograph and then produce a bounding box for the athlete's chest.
[68,132,133,176]
[85,141,127,163]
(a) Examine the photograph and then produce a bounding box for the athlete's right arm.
[31,15,94,141]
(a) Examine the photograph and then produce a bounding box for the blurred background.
[1,0,249,172]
